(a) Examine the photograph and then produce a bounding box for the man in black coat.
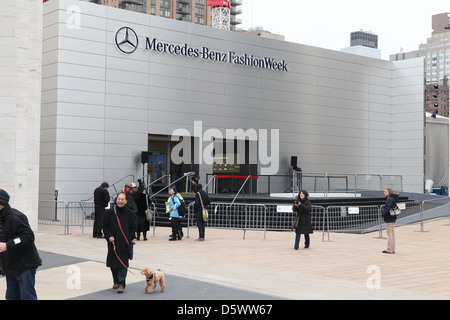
[103,192,137,293]
[0,188,42,300]
[193,184,210,241]
[93,182,110,238]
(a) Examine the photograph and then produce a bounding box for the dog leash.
[111,239,143,279]
[112,207,143,279]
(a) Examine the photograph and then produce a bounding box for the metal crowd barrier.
[39,197,449,238]
[325,205,382,234]
[186,202,268,239]
[185,199,449,241]
[37,200,66,225]
[186,202,328,241]
[38,200,157,235]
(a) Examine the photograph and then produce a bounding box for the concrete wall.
[392,59,425,192]
[0,0,43,230]
[40,0,425,202]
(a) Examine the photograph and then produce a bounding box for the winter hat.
[0,189,10,206]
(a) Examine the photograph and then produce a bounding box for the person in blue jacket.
[168,186,182,241]
[383,188,399,254]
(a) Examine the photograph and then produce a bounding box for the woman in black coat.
[103,192,137,293]
[134,182,150,241]
[292,190,313,250]
[383,188,399,254]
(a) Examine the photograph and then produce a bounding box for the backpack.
[172,194,186,217]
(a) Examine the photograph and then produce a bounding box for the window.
[160,0,170,8]
[161,9,171,17]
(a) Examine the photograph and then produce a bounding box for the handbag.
[291,202,299,229]
[114,206,134,260]
[145,208,154,223]
[144,193,153,223]
[389,205,401,216]
[197,192,208,222]
[292,215,299,230]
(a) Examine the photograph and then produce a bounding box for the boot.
[169,234,177,241]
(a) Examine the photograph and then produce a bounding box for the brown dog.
[140,267,165,294]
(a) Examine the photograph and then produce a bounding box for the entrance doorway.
[147,134,258,194]
[147,134,198,193]
[211,139,257,194]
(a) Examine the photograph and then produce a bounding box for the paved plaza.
[1,219,449,300]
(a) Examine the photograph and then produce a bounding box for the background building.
[85,0,243,30]
[244,27,285,41]
[391,12,450,84]
[341,30,381,59]
[426,77,449,117]
[390,12,450,117]
[39,0,425,204]
[0,1,43,230]
[418,12,450,84]
[350,30,378,48]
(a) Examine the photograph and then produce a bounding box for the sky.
[239,0,450,60]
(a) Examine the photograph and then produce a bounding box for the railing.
[205,172,403,198]
[81,174,136,202]
[184,198,449,240]
[38,200,156,235]
[149,171,195,199]
[186,202,327,241]
[145,174,171,195]
[39,197,449,238]
[293,172,403,197]
[186,202,269,240]
[230,175,252,205]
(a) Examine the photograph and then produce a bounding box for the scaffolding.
[208,0,231,30]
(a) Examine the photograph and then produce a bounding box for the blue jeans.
[5,267,38,300]
[110,268,128,287]
[294,233,310,249]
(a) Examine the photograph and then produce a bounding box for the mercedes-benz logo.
[114,27,139,54]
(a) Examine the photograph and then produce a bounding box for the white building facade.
[40,0,425,203]
[0,1,43,230]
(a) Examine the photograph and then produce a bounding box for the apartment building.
[87,0,242,30]
[425,77,449,117]
[390,12,450,117]
[391,12,450,85]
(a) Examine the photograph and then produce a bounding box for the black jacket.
[94,186,110,207]
[194,189,210,214]
[383,194,398,223]
[103,204,137,268]
[292,198,314,234]
[0,205,42,276]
